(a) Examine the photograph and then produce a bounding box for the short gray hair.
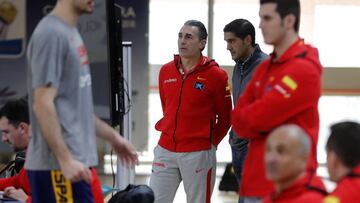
[272,124,311,156]
[184,20,208,41]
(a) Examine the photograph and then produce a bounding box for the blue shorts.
[27,170,95,203]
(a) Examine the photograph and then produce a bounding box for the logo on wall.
[0,0,25,58]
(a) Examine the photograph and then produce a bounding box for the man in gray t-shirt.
[27,14,97,171]
[26,0,138,202]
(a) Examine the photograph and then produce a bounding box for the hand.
[93,116,139,167]
[111,135,139,168]
[59,158,92,184]
[4,187,28,202]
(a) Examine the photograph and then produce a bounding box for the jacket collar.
[270,38,307,64]
[271,173,326,201]
[174,54,217,75]
[236,44,262,65]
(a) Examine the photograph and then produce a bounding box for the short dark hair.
[223,19,256,47]
[260,0,300,32]
[0,98,29,127]
[326,121,360,168]
[184,20,208,41]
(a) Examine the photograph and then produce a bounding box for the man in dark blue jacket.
[223,18,267,202]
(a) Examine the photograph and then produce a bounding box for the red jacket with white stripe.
[232,39,322,197]
[155,55,232,152]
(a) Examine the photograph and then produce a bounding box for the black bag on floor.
[218,163,239,192]
[108,184,154,203]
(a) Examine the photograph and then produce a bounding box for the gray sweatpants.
[149,145,217,203]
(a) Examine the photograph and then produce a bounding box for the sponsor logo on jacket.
[194,81,205,90]
[164,78,177,84]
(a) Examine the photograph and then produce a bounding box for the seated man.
[323,121,360,203]
[0,99,31,201]
[263,124,327,203]
[0,98,28,177]
[0,99,104,203]
[0,99,104,202]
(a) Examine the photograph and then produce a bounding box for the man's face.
[259,3,286,46]
[224,32,250,61]
[178,25,205,59]
[72,0,95,15]
[0,117,27,152]
[265,131,306,183]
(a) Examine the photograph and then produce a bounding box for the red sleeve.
[232,63,265,138]
[0,174,19,191]
[262,196,271,203]
[0,168,31,195]
[154,67,167,132]
[0,168,26,190]
[212,70,232,146]
[158,68,166,113]
[232,60,321,139]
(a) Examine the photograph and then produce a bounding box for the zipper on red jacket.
[172,59,212,151]
[172,78,185,152]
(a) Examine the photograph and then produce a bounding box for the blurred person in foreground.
[26,0,138,202]
[323,121,360,203]
[263,124,326,203]
[232,0,322,202]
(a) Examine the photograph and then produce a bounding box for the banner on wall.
[0,0,26,58]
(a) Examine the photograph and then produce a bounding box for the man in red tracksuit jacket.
[150,20,232,203]
[232,0,322,202]
[323,121,360,203]
[262,125,326,203]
